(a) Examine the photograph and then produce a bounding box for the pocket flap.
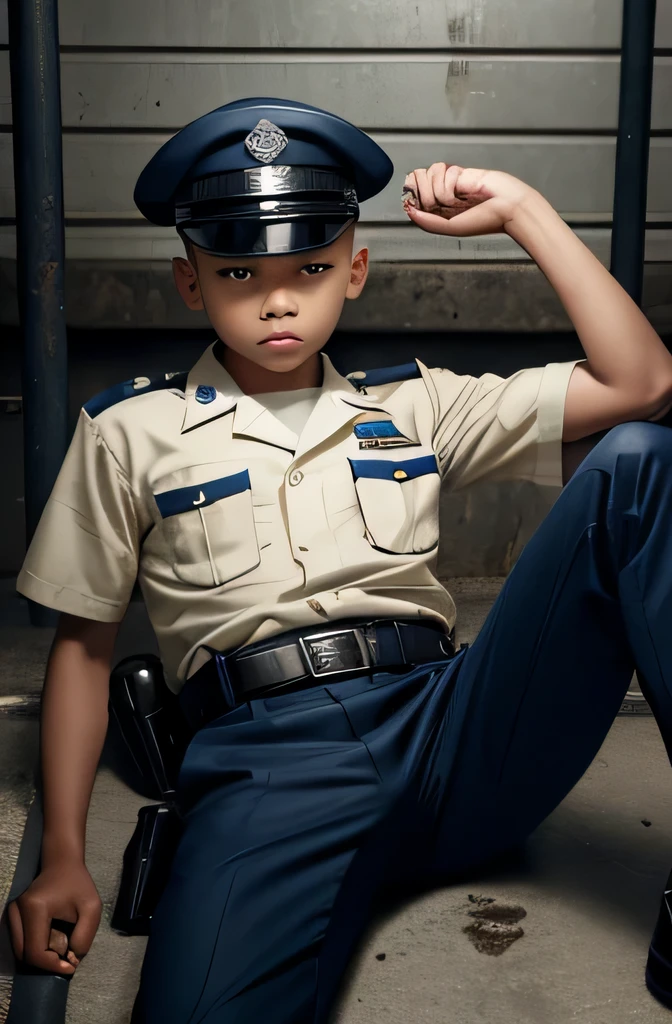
[155,469,250,519]
[348,454,438,482]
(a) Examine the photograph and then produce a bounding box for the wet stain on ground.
[463,897,527,956]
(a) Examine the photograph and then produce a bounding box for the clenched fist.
[402,164,539,236]
[8,860,102,975]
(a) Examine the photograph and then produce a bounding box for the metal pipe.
[6,972,71,1024]
[609,0,657,306]
[8,0,69,627]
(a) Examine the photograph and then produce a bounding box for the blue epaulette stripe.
[84,371,189,418]
[347,361,421,390]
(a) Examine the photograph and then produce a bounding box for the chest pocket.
[154,468,259,587]
[348,454,441,555]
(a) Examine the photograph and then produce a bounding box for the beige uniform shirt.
[17,342,580,692]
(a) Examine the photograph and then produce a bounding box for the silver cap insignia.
[244,119,289,164]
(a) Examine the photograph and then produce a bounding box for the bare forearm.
[40,616,119,866]
[506,192,672,397]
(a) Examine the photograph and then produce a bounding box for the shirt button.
[288,469,304,486]
[195,384,217,404]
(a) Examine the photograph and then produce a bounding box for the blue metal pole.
[609,0,657,306]
[8,0,69,627]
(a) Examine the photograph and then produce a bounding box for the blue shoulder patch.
[84,371,189,418]
[346,361,421,392]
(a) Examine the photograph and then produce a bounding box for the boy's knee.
[591,420,672,463]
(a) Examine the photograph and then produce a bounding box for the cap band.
[178,165,357,201]
[175,165,358,234]
[177,193,357,223]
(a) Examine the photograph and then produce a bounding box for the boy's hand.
[7,861,102,974]
[402,164,538,236]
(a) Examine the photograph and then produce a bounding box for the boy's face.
[172,225,368,381]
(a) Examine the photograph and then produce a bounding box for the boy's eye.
[301,263,333,276]
[220,268,251,281]
[217,263,333,280]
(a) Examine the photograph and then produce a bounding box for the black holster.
[108,655,191,935]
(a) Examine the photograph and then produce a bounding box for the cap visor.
[181,215,355,257]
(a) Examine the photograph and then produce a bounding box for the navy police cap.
[134,96,394,258]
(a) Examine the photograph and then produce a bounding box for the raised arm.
[403,164,672,443]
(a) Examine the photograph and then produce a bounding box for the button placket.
[285,463,313,566]
[285,460,342,576]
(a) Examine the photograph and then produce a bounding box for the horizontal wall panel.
[1,55,671,132]
[2,133,671,222]
[3,225,672,264]
[1,0,671,50]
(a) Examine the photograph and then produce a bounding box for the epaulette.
[346,361,422,392]
[84,370,189,418]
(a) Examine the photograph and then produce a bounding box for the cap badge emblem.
[244,119,289,164]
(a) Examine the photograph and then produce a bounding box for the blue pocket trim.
[155,469,250,519]
[348,454,438,482]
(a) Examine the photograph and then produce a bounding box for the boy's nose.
[261,296,299,320]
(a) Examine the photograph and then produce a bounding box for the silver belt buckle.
[299,628,372,677]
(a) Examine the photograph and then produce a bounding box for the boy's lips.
[260,331,303,342]
[259,331,304,349]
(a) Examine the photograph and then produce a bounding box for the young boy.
[8,97,672,1022]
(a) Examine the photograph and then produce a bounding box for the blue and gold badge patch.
[353,420,418,450]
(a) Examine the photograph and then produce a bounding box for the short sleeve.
[424,359,583,490]
[16,410,143,622]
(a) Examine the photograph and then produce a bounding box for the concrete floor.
[0,577,671,1023]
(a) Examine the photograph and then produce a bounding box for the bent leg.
[426,421,672,875]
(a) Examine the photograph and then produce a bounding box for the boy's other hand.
[402,164,537,236]
[7,861,102,974]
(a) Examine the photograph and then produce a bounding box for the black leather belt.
[178,618,456,733]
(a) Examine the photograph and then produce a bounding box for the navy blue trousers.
[132,422,672,1023]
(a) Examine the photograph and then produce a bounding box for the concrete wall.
[1,0,672,328]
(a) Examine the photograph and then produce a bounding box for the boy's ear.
[346,246,369,300]
[172,257,204,310]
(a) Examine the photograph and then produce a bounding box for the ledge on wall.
[1,258,671,333]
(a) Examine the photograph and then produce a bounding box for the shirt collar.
[180,341,412,452]
[180,341,369,432]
